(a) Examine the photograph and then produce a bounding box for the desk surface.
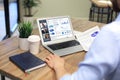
[0,18,104,80]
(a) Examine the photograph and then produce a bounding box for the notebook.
[37,16,83,56]
[9,52,46,72]
[74,26,100,51]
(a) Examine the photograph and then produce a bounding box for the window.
[0,0,6,41]
[0,0,20,40]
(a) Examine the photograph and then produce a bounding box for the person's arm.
[45,26,120,80]
[61,27,120,80]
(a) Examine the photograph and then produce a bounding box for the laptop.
[37,16,83,56]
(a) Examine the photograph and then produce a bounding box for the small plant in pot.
[18,21,33,50]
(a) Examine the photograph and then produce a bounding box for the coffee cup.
[28,35,40,54]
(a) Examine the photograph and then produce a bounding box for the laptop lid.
[37,16,76,45]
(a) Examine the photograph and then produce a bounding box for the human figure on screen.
[41,22,47,28]
[45,0,120,80]
[44,34,50,39]
[42,28,49,34]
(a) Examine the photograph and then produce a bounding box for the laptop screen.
[38,17,73,42]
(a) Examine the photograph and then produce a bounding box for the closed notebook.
[9,51,46,72]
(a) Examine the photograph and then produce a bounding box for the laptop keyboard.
[47,40,80,50]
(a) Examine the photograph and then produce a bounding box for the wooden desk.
[0,19,104,80]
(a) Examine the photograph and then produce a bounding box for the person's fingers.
[46,54,53,60]
[49,54,55,59]
[45,58,54,68]
[45,58,49,63]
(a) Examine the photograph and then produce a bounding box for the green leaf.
[18,21,33,38]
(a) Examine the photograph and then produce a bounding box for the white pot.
[19,38,29,51]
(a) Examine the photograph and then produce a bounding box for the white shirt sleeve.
[60,26,120,80]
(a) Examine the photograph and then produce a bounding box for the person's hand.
[45,54,65,71]
[45,54,68,80]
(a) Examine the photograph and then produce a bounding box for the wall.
[20,0,91,20]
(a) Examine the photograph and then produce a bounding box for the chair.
[89,0,113,23]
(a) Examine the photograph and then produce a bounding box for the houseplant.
[18,21,33,50]
[23,0,41,17]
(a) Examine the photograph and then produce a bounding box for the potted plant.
[23,0,41,17]
[18,21,33,50]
